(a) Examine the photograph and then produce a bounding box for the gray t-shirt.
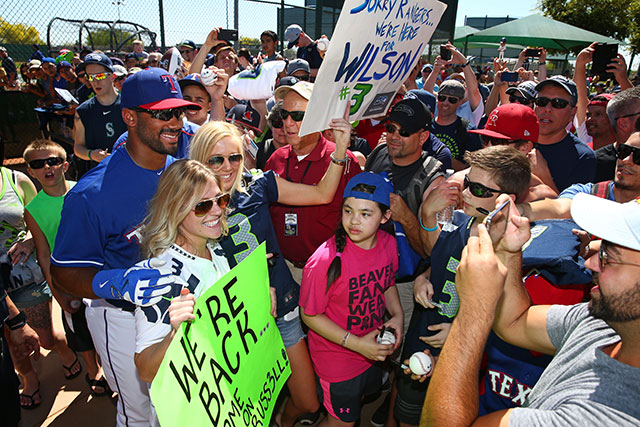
[509,303,640,426]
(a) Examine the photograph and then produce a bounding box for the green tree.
[239,36,261,54]
[0,17,43,44]
[86,28,134,49]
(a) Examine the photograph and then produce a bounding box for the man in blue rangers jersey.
[50,67,201,427]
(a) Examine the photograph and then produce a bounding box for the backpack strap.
[397,153,443,214]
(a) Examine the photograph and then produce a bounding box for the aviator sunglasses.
[207,153,243,168]
[193,193,231,217]
[133,107,187,121]
[615,143,640,165]
[464,175,504,198]
[28,156,64,169]
[437,95,460,104]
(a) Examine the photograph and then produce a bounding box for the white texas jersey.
[134,243,230,354]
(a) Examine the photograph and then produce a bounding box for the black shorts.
[61,304,95,352]
[394,369,430,425]
[317,363,383,423]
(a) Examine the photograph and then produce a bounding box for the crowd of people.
[1,20,640,427]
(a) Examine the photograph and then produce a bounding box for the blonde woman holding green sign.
[132,159,231,384]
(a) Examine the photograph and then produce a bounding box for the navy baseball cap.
[343,172,393,207]
[178,40,197,50]
[226,103,261,132]
[121,67,201,110]
[535,75,578,105]
[83,52,114,72]
[405,89,436,116]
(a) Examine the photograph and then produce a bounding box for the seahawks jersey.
[135,243,230,354]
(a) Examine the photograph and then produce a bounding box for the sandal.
[85,373,111,396]
[62,354,82,380]
[20,388,41,410]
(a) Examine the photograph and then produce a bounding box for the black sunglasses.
[270,118,284,129]
[464,175,503,198]
[385,123,413,137]
[207,153,243,168]
[616,143,640,165]
[480,135,519,147]
[133,107,187,121]
[509,94,532,105]
[28,156,64,169]
[280,109,305,121]
[193,193,231,217]
[534,97,571,109]
[437,95,459,104]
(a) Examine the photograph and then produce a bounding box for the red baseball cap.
[468,104,539,143]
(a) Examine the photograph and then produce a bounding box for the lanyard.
[285,156,312,184]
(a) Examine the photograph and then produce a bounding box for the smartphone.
[485,200,510,245]
[525,48,541,57]
[440,45,451,61]
[501,71,518,82]
[218,28,239,42]
[591,43,618,78]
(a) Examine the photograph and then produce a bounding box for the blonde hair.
[23,139,66,163]
[141,159,228,258]
[189,121,245,195]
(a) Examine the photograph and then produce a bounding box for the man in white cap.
[422,193,640,425]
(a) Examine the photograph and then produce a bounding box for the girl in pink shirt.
[300,172,403,426]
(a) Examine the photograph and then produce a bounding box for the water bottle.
[435,169,455,232]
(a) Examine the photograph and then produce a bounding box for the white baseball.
[409,352,432,375]
[377,330,396,345]
[201,68,217,86]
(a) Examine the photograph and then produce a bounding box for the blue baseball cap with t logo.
[121,67,201,110]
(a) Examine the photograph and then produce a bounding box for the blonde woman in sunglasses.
[132,159,231,385]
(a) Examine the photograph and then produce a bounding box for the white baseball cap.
[571,193,640,251]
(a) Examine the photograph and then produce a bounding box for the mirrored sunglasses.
[87,72,112,82]
[193,193,231,217]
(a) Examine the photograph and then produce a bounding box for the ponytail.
[325,224,347,292]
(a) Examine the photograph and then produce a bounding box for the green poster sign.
[150,243,291,426]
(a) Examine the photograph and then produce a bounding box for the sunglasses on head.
[384,123,413,137]
[193,193,231,217]
[615,143,640,165]
[280,109,305,121]
[207,153,243,168]
[437,95,459,104]
[464,175,503,198]
[133,107,187,121]
[87,72,112,82]
[534,96,571,109]
[509,94,532,105]
[28,156,64,169]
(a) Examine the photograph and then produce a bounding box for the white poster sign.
[299,0,447,136]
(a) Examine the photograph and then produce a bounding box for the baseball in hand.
[409,352,432,375]
[377,330,396,345]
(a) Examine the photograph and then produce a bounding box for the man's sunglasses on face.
[534,97,571,109]
[616,143,640,165]
[437,95,460,104]
[133,107,188,121]
[87,72,112,82]
[464,175,504,198]
[385,123,412,138]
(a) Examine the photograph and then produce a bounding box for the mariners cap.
[83,52,114,72]
[121,67,201,110]
[343,172,393,208]
[505,80,538,100]
[274,80,313,101]
[385,98,432,134]
[226,103,261,133]
[285,24,303,49]
[571,194,640,251]
[286,58,310,76]
[468,104,539,143]
[535,75,578,105]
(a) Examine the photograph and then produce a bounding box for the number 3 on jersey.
[227,213,260,264]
